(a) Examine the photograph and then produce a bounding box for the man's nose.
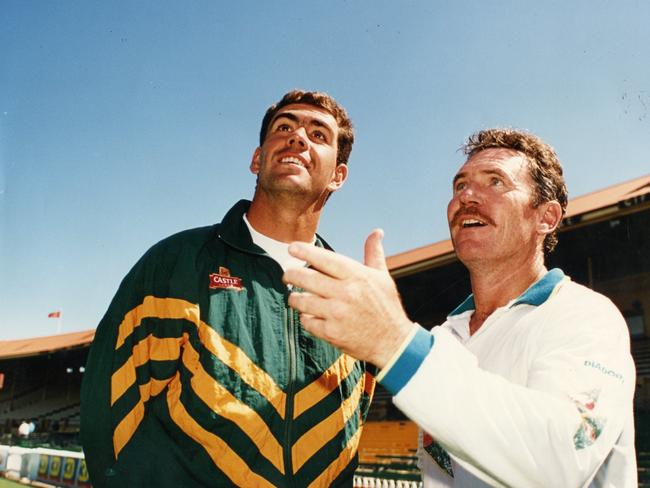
[458,184,481,205]
[288,127,308,149]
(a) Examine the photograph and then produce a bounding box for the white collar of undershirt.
[243,213,315,271]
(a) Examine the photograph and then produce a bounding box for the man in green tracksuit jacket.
[81,90,375,487]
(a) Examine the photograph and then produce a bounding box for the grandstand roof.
[0,329,95,360]
[387,173,650,274]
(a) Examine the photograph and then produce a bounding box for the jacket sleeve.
[80,255,144,487]
[359,363,378,423]
[80,244,188,487]
[384,295,635,487]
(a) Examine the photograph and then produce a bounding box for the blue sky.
[1,1,649,340]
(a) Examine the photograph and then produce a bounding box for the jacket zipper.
[283,301,297,486]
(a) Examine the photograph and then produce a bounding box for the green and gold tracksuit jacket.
[80,200,375,488]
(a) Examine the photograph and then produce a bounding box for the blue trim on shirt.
[449,294,475,316]
[380,326,434,395]
[449,268,565,316]
[512,268,565,306]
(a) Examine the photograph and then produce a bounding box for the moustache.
[451,208,495,227]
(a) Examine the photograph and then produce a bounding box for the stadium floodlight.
[79,366,86,373]
[66,367,73,373]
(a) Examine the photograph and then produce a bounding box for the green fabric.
[81,200,373,487]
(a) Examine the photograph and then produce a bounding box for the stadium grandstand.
[1,174,649,487]
[0,331,92,449]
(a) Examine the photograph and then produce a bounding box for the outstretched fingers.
[284,267,341,298]
[288,291,333,321]
[288,242,362,280]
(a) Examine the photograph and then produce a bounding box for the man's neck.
[467,253,547,335]
[246,192,323,243]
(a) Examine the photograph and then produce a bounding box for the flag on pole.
[48,310,61,318]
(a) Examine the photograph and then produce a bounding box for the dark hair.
[259,90,354,166]
[463,128,568,253]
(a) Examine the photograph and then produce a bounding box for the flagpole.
[48,309,63,334]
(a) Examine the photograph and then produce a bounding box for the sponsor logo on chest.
[209,266,245,291]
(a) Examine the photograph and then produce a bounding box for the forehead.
[456,148,530,181]
[272,103,339,131]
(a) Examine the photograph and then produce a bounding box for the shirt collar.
[217,199,333,254]
[449,268,566,317]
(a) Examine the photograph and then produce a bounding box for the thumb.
[364,229,388,270]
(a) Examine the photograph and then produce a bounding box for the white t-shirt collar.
[243,213,315,271]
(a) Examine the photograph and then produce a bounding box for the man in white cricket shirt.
[283,128,637,487]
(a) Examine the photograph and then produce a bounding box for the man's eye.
[312,130,327,141]
[276,123,292,132]
[454,182,466,192]
[491,177,503,186]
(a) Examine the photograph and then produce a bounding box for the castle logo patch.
[209,267,244,291]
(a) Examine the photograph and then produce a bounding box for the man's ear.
[538,200,563,236]
[250,148,261,174]
[327,164,348,192]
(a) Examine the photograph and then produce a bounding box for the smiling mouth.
[280,156,306,168]
[460,218,487,228]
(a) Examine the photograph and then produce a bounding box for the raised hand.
[283,229,415,368]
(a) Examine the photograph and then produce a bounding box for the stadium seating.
[356,420,421,485]
[0,347,85,449]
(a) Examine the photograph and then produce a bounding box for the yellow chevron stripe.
[196,317,286,418]
[293,354,357,419]
[138,377,170,401]
[112,339,284,473]
[166,372,276,487]
[180,340,284,474]
[307,423,363,488]
[113,397,145,457]
[116,296,200,349]
[111,335,184,405]
[111,357,136,407]
[113,373,174,458]
[291,372,364,472]
[113,296,286,417]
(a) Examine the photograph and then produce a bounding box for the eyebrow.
[452,168,509,185]
[270,112,334,136]
[452,172,465,186]
[271,112,299,125]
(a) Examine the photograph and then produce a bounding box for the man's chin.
[260,182,310,198]
[453,242,491,263]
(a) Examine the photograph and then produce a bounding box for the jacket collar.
[217,199,332,254]
[449,268,566,316]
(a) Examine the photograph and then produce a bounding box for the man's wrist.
[377,324,434,395]
[371,319,417,369]
[375,322,418,375]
